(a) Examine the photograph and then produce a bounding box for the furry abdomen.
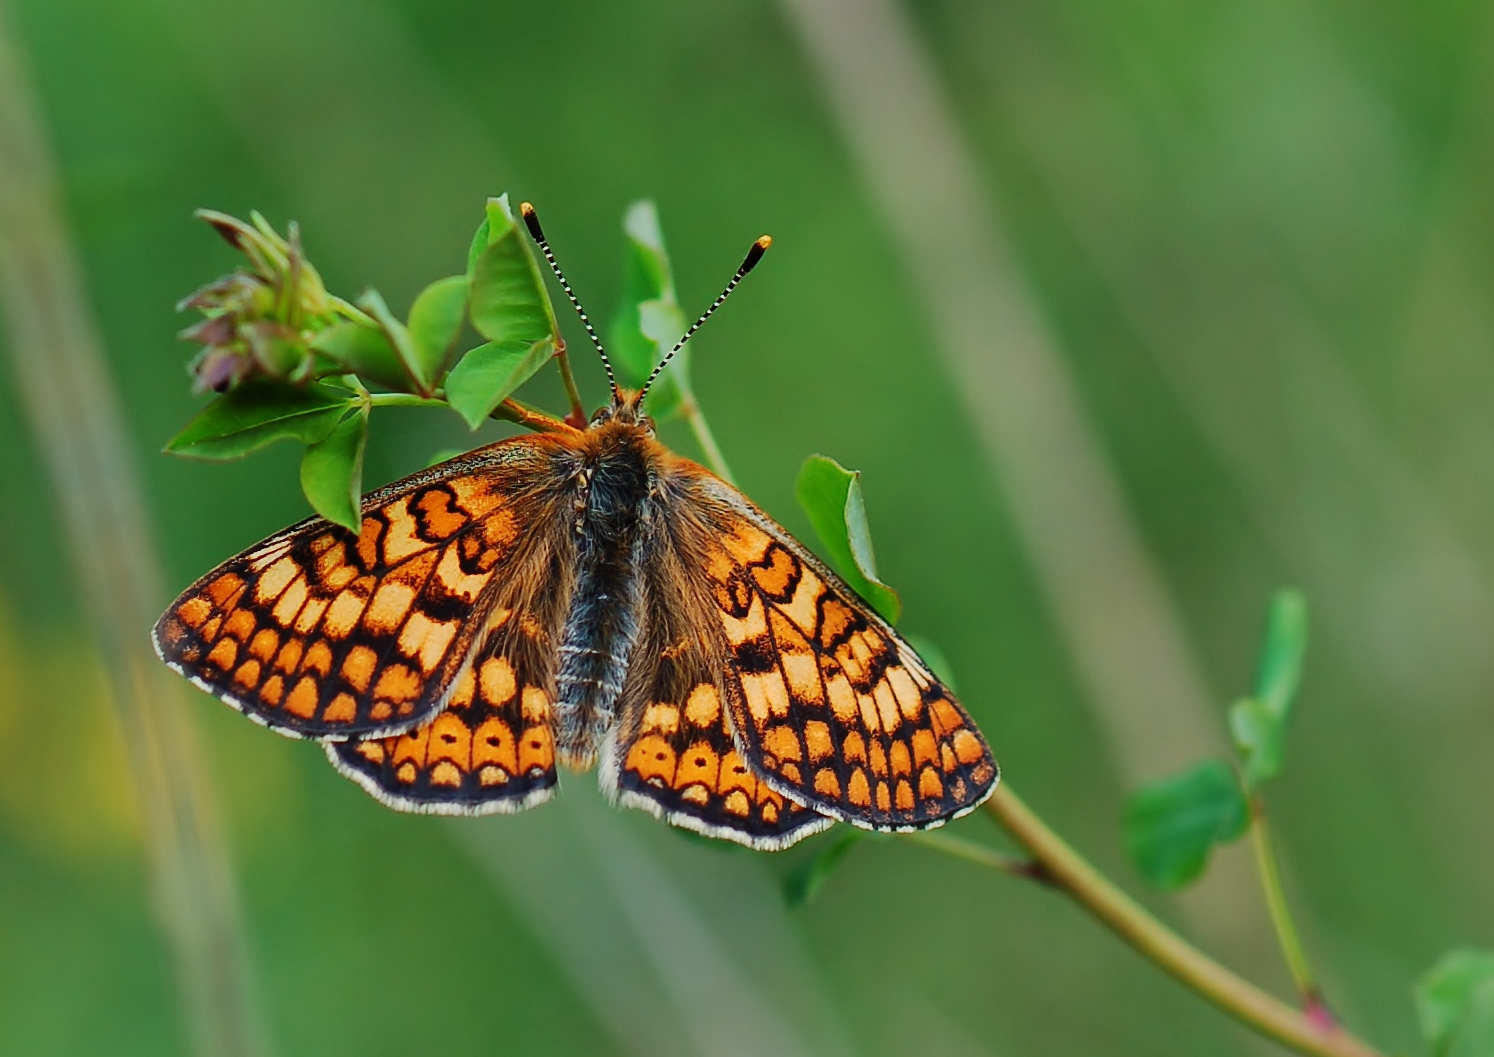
[552,423,655,767]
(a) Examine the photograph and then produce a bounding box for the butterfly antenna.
[639,235,771,399]
[520,202,619,398]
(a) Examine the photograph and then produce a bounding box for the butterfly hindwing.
[327,603,565,814]
[692,476,998,832]
[153,437,569,740]
[601,540,833,848]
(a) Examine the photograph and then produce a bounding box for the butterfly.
[153,203,998,850]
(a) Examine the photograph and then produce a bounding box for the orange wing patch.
[328,633,558,814]
[154,441,553,740]
[611,675,832,850]
[700,495,997,832]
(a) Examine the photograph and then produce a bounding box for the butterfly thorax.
[551,414,660,769]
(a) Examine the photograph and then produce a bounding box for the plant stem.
[1249,795,1324,1012]
[904,830,1051,884]
[552,335,588,427]
[678,393,735,484]
[368,392,447,409]
[983,785,1381,1057]
[492,397,579,435]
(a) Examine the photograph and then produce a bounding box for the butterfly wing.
[599,537,833,847]
[153,435,574,740]
[326,592,567,813]
[691,472,998,832]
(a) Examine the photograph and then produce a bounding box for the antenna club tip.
[519,201,544,241]
[741,235,771,274]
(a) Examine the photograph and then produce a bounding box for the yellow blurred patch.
[0,600,140,861]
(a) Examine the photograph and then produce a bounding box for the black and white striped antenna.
[638,235,771,400]
[519,202,619,399]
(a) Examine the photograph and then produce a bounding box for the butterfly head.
[590,388,654,432]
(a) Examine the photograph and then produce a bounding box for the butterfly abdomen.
[552,424,656,768]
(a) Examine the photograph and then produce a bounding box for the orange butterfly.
[154,205,997,850]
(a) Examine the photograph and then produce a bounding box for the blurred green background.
[1,0,1491,1054]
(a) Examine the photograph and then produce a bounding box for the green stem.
[368,392,447,409]
[553,336,588,426]
[982,785,1381,1057]
[1249,795,1323,1010]
[678,391,735,484]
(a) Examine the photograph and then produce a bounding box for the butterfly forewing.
[694,478,998,831]
[154,438,569,740]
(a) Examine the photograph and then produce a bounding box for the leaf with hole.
[299,406,368,533]
[1123,759,1248,889]
[445,338,555,429]
[795,455,901,624]
[164,381,355,460]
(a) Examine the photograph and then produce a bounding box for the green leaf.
[445,338,555,429]
[1230,589,1309,790]
[164,381,355,460]
[407,275,469,383]
[1123,759,1249,889]
[608,200,688,420]
[311,321,412,393]
[783,829,860,906]
[357,289,430,395]
[299,407,368,532]
[1419,950,1494,1057]
[795,455,902,624]
[467,195,557,348]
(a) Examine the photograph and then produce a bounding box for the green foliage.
[467,195,558,347]
[407,275,470,384]
[299,408,369,532]
[1229,589,1309,790]
[1123,760,1249,889]
[445,339,556,429]
[782,829,863,906]
[1418,950,1494,1057]
[356,289,429,396]
[310,322,408,393]
[608,199,688,419]
[794,455,902,624]
[164,381,354,459]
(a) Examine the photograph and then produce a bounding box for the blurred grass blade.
[165,380,354,459]
[1418,950,1494,1057]
[445,337,555,429]
[406,274,469,384]
[1123,760,1248,889]
[796,455,901,623]
[782,829,860,906]
[0,8,268,1055]
[299,407,368,532]
[468,194,557,347]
